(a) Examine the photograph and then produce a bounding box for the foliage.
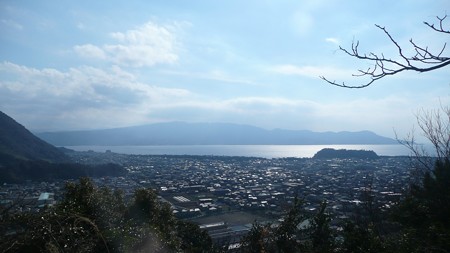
[273,197,308,252]
[389,106,450,252]
[392,158,450,252]
[241,197,336,253]
[339,221,386,253]
[309,201,334,253]
[0,177,214,253]
[0,198,113,253]
[240,221,274,253]
[176,220,214,253]
[0,153,126,183]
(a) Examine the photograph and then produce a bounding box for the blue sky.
[0,0,448,139]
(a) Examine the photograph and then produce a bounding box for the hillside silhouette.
[0,111,68,162]
[313,148,379,159]
[0,111,125,183]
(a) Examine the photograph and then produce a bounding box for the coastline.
[63,144,411,159]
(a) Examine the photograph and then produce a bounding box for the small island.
[313,148,379,159]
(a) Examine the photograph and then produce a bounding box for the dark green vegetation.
[313,148,379,159]
[1,158,449,252]
[392,158,450,252]
[1,178,214,252]
[0,153,125,183]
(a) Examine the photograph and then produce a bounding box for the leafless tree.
[321,15,450,88]
[397,104,450,180]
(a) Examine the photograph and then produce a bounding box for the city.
[0,150,413,247]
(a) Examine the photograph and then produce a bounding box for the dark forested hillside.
[313,148,379,159]
[0,111,126,183]
[0,153,126,183]
[0,111,68,162]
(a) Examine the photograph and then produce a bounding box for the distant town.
[1,149,412,246]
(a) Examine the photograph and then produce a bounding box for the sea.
[64,144,414,159]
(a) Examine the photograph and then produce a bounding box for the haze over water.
[65,144,411,159]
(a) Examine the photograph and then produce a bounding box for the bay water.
[65,144,412,159]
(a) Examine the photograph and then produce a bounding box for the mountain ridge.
[0,111,68,162]
[36,121,397,146]
[0,111,126,183]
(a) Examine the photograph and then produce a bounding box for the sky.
[0,0,449,139]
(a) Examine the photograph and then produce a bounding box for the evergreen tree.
[240,221,274,253]
[309,201,334,253]
[0,178,216,253]
[273,197,307,252]
[393,159,450,252]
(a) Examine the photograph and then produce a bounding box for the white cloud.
[0,61,438,136]
[141,94,424,138]
[223,97,304,110]
[76,22,85,30]
[290,1,331,36]
[74,44,106,59]
[74,21,180,67]
[271,64,354,79]
[325,37,339,45]
[291,11,314,35]
[1,19,23,30]
[161,69,258,86]
[0,61,192,130]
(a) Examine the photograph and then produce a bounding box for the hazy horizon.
[1,1,449,141]
[34,120,390,135]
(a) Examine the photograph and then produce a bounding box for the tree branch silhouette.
[321,15,450,88]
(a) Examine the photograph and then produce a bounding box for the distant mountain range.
[36,122,397,146]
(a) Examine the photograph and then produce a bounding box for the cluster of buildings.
[71,152,411,245]
[120,155,411,216]
[0,181,64,213]
[1,151,412,247]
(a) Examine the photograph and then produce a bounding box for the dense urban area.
[1,149,412,248]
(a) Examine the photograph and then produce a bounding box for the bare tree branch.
[322,15,450,88]
[397,104,450,183]
[424,15,450,34]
